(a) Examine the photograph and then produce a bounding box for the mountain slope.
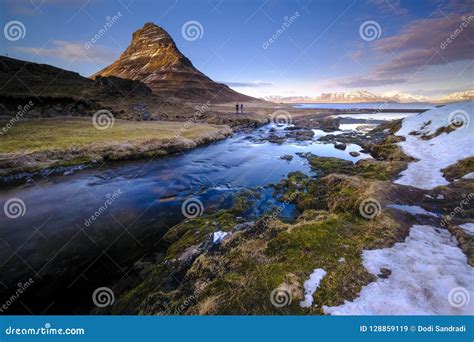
[92,23,255,103]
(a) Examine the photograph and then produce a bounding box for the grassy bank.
[0,117,233,177]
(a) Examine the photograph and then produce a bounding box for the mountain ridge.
[264,90,474,104]
[92,22,256,103]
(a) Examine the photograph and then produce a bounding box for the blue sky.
[1,0,473,98]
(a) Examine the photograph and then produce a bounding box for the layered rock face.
[92,23,254,103]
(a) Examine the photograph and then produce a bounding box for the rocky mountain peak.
[92,22,254,102]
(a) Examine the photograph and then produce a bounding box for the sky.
[1,0,473,99]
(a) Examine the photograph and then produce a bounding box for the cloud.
[224,81,273,87]
[367,0,408,15]
[331,11,474,88]
[15,40,117,64]
[6,0,97,15]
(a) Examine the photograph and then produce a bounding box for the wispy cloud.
[330,11,474,88]
[224,81,273,87]
[15,40,117,64]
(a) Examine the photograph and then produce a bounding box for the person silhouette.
[240,103,244,114]
[235,103,239,114]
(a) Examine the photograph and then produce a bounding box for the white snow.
[212,231,229,244]
[300,268,327,308]
[459,223,474,235]
[323,225,474,315]
[394,102,474,190]
[387,204,440,217]
[333,113,417,121]
[462,172,474,179]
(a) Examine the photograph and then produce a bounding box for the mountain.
[381,91,429,103]
[92,23,255,103]
[436,90,474,103]
[264,90,435,103]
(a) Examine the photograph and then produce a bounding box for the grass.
[0,117,224,154]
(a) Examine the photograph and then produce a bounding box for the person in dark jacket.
[235,103,239,114]
[240,103,244,114]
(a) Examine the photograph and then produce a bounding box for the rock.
[280,155,293,161]
[334,143,347,150]
[63,170,74,176]
[378,267,392,279]
[233,221,255,232]
[349,151,360,157]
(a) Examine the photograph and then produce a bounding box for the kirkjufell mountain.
[92,23,255,103]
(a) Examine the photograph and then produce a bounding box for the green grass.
[0,117,223,154]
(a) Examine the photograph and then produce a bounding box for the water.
[0,124,370,314]
[293,102,434,110]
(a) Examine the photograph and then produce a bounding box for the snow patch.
[323,225,474,315]
[387,204,440,217]
[462,172,474,179]
[459,223,474,235]
[212,231,229,244]
[300,268,327,308]
[394,102,474,190]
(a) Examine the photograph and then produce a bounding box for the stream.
[0,121,384,314]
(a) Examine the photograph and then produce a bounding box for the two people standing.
[235,103,244,114]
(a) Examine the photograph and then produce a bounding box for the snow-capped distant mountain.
[265,90,430,103]
[265,90,474,104]
[436,90,474,103]
[382,91,429,103]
